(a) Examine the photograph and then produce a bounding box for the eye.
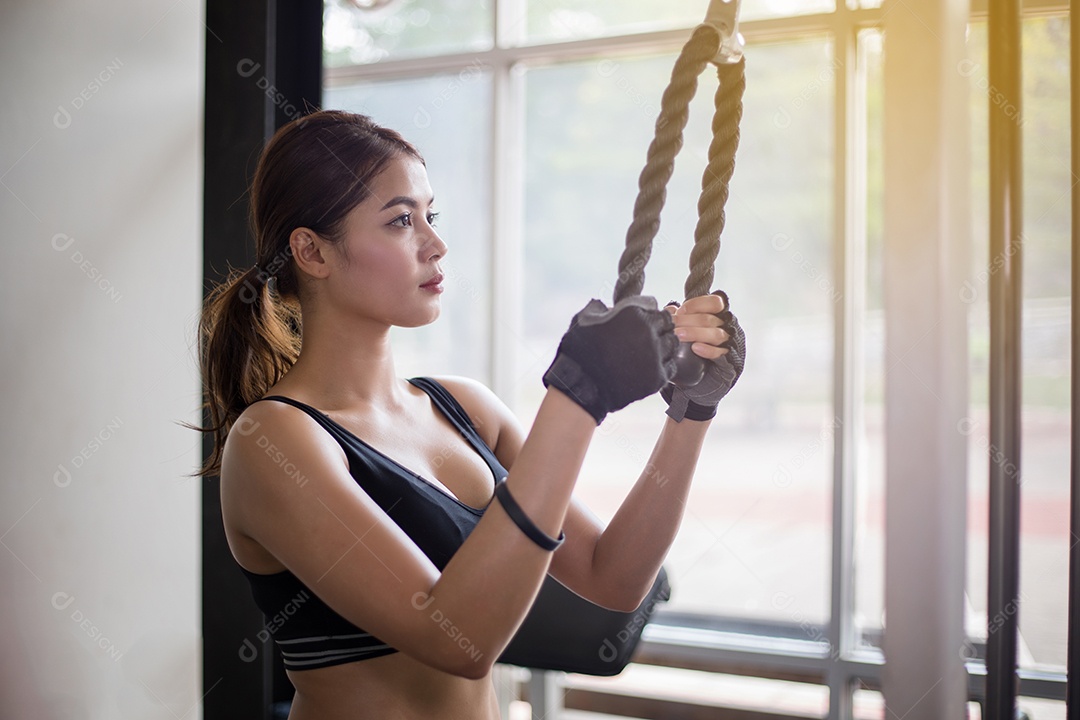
[389,212,412,228]
[426,211,440,227]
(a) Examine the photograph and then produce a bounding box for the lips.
[421,273,444,289]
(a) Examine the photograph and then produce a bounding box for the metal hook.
[703,0,745,64]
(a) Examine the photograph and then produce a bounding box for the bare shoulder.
[223,398,348,474]
[220,399,349,530]
[425,375,519,453]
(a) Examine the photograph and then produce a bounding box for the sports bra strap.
[248,394,334,429]
[248,381,506,484]
[252,395,310,409]
[252,395,313,411]
[251,380,482,439]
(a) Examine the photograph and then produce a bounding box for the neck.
[282,308,408,412]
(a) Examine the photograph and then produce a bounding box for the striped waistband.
[276,631,399,670]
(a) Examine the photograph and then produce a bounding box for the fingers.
[672,312,724,330]
[671,294,728,328]
[674,325,731,354]
[671,292,733,359]
[689,342,729,360]
[677,293,726,316]
[674,324,729,343]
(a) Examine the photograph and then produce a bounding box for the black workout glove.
[661,290,746,422]
[543,296,680,425]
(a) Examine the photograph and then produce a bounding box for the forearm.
[424,388,595,671]
[591,415,712,607]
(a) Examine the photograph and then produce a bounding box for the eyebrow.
[379,195,435,211]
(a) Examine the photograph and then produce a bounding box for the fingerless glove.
[544,296,679,424]
[662,290,746,422]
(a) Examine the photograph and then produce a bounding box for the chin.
[398,306,441,329]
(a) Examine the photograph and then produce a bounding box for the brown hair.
[185,110,423,478]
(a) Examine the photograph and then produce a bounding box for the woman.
[190,109,744,719]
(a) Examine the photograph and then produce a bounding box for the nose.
[424,225,448,261]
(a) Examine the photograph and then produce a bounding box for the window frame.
[320,0,1071,716]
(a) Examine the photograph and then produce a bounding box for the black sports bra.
[237,377,508,671]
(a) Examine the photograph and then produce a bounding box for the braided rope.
[685,58,745,299]
[611,24,745,306]
[612,25,721,304]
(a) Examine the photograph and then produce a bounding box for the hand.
[543,296,680,425]
[660,290,746,422]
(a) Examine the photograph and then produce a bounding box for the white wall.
[0,1,204,718]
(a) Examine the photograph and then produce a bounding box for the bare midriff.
[284,650,500,720]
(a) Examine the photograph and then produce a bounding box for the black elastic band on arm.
[493,480,565,552]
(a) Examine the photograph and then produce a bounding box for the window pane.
[323,0,492,67]
[520,37,835,624]
[323,73,493,380]
[854,27,885,647]
[564,666,830,717]
[852,687,882,720]
[524,0,835,43]
[854,689,985,720]
[1017,13,1070,673]
[1014,698,1067,720]
[964,15,1071,672]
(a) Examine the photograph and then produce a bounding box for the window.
[322,1,1071,716]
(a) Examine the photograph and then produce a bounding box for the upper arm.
[431,376,615,608]
[220,401,474,676]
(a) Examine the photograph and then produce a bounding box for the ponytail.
[183,263,301,478]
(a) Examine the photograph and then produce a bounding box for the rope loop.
[612,24,746,305]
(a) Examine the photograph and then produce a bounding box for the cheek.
[352,242,413,285]
[340,242,422,318]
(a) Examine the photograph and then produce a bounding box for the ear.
[289,227,333,280]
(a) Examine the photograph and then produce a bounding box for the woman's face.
[324,154,448,329]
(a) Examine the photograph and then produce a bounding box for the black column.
[202,1,322,718]
[985,0,1023,718]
